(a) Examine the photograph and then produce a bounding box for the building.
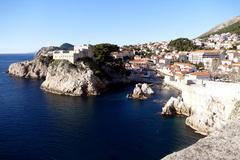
[73,44,94,57]
[173,62,196,73]
[111,50,135,60]
[227,51,240,62]
[186,71,210,81]
[174,72,185,82]
[189,50,223,69]
[237,45,240,50]
[232,62,240,72]
[52,44,93,63]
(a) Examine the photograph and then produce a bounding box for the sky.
[0,0,239,53]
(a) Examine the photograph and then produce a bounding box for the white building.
[186,71,210,81]
[227,51,240,62]
[188,50,223,69]
[52,44,93,63]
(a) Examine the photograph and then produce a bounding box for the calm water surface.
[0,54,203,160]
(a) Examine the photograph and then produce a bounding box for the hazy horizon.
[1,0,239,53]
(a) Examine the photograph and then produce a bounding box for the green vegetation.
[51,60,77,70]
[135,51,154,58]
[93,43,130,76]
[51,60,63,66]
[201,21,240,38]
[93,43,119,63]
[168,38,199,51]
[60,43,74,50]
[195,62,205,70]
[79,57,106,78]
[38,55,53,64]
[108,58,129,75]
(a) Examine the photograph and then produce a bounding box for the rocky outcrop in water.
[163,81,240,135]
[8,44,131,96]
[128,83,154,99]
[161,96,190,116]
[41,60,107,96]
[162,97,240,159]
[8,47,55,79]
[8,57,51,79]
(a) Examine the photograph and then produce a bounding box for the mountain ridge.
[199,16,240,38]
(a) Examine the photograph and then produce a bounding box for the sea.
[0,54,203,160]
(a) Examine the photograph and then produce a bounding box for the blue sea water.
[0,54,203,160]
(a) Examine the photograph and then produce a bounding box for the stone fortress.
[48,44,94,64]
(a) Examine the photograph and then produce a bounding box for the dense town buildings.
[121,33,240,83]
[47,32,240,82]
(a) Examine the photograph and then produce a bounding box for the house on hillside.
[188,50,223,69]
[186,71,210,81]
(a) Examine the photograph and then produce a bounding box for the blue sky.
[0,0,239,53]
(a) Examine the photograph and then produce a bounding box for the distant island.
[7,15,240,160]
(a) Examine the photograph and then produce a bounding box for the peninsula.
[8,43,131,96]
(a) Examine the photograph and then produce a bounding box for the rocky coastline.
[162,81,240,135]
[8,46,240,159]
[161,80,240,159]
[8,46,132,96]
[40,60,107,96]
[8,46,57,79]
[8,57,50,79]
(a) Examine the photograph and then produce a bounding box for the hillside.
[200,16,240,38]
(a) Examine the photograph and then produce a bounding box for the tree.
[168,38,198,51]
[93,43,119,63]
[196,62,205,70]
[210,58,221,72]
[60,43,74,50]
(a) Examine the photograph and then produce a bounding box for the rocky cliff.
[41,60,107,96]
[200,16,240,38]
[8,45,130,96]
[8,47,55,79]
[162,81,240,135]
[35,46,60,57]
[161,81,240,159]
[8,56,51,79]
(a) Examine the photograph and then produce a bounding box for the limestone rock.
[8,58,49,79]
[41,60,106,96]
[130,83,154,99]
[162,96,190,116]
[163,81,240,135]
[8,46,130,96]
[141,83,154,95]
[161,119,240,160]
[35,46,60,57]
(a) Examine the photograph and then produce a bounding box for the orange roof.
[190,71,210,76]
[129,59,148,63]
[175,72,184,76]
[232,62,240,67]
[175,72,184,79]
